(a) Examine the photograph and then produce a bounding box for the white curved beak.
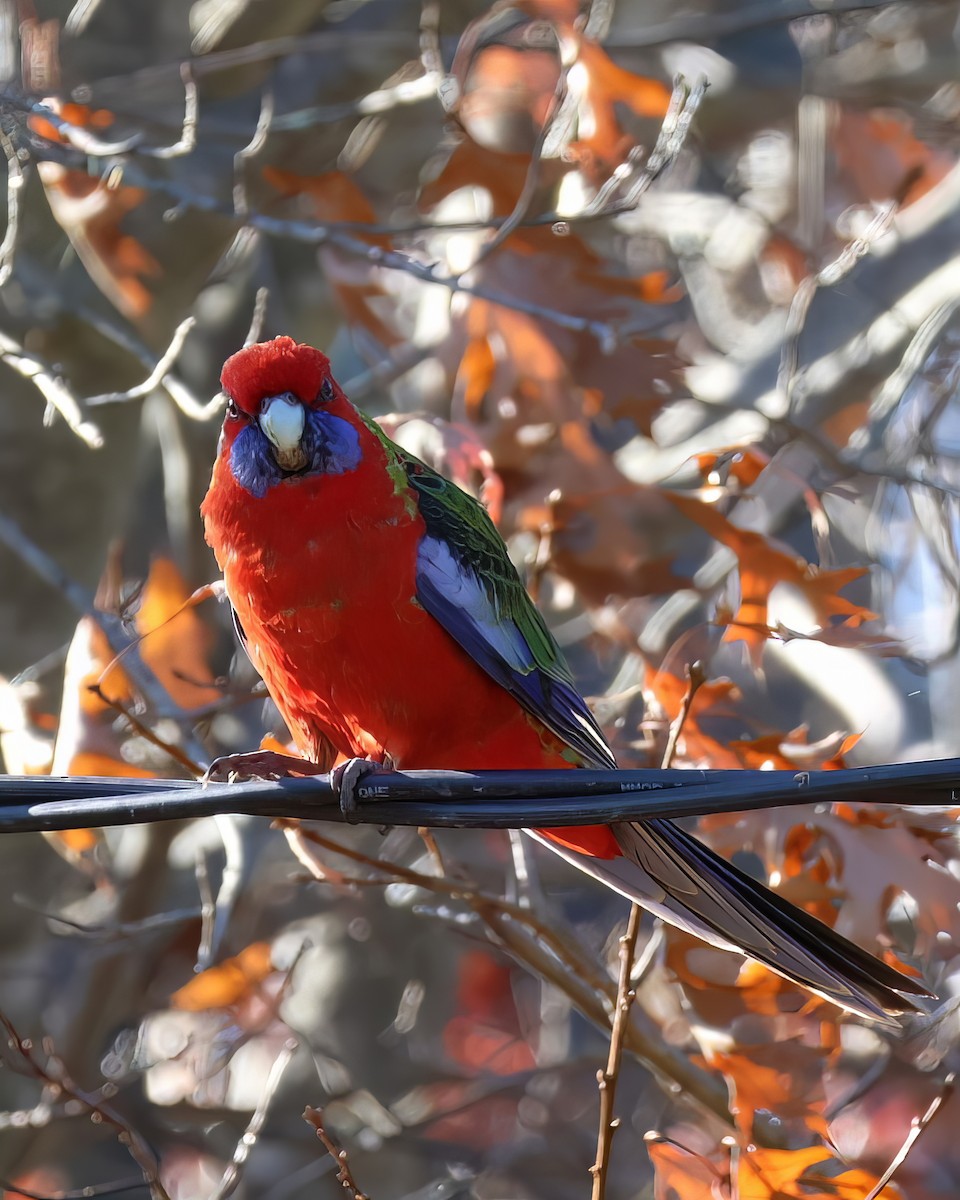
[259,393,307,471]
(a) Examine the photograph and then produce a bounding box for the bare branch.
[590,903,642,1200]
[233,87,274,218]
[0,511,210,764]
[0,126,25,287]
[304,1106,370,1200]
[85,317,196,407]
[140,63,198,160]
[77,306,218,421]
[244,287,270,348]
[586,74,707,217]
[0,330,102,447]
[864,1073,955,1200]
[0,1008,170,1200]
[661,661,707,770]
[213,1039,299,1200]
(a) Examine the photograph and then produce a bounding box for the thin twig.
[14,896,201,940]
[0,512,210,764]
[74,304,217,420]
[0,1009,170,1200]
[661,661,706,770]
[213,1038,299,1200]
[244,287,270,347]
[88,684,203,776]
[282,823,736,1128]
[0,329,102,447]
[418,0,443,80]
[863,1073,955,1200]
[194,847,216,971]
[233,86,274,218]
[779,202,897,411]
[0,126,25,287]
[85,317,196,407]
[141,63,198,159]
[585,74,706,217]
[472,27,567,263]
[208,812,246,964]
[590,903,642,1200]
[304,1106,370,1200]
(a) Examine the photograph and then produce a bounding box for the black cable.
[0,757,956,833]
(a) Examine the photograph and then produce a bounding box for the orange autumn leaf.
[442,1017,535,1074]
[64,752,156,780]
[737,1146,838,1200]
[136,556,221,710]
[668,492,876,663]
[729,729,861,772]
[738,1145,902,1200]
[569,39,671,172]
[51,556,217,791]
[833,107,953,208]
[649,1137,902,1200]
[263,167,401,347]
[696,447,770,491]
[644,663,744,768]
[665,933,800,1024]
[262,167,384,238]
[171,942,274,1011]
[705,1042,832,1139]
[32,101,159,319]
[647,1133,726,1200]
[2,1167,70,1200]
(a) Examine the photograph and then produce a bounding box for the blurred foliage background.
[2,0,960,1197]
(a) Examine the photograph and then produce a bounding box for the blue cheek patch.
[304,411,362,475]
[230,424,280,498]
[229,411,363,497]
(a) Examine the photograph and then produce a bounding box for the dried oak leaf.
[650,1135,902,1200]
[262,167,401,348]
[703,1040,833,1140]
[52,556,218,781]
[171,941,274,1012]
[512,427,689,604]
[668,493,876,665]
[833,107,953,209]
[665,931,825,1024]
[567,38,672,174]
[728,729,859,772]
[647,1133,727,1200]
[700,800,958,958]
[32,103,160,319]
[644,663,744,769]
[136,556,221,711]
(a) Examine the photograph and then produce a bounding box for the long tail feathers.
[532,819,932,1025]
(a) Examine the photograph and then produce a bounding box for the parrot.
[201,335,930,1024]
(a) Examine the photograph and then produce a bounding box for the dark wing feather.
[400,453,615,769]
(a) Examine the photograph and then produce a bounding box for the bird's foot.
[203,750,326,784]
[330,756,393,824]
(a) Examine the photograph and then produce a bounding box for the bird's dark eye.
[319,378,335,403]
[225,396,240,420]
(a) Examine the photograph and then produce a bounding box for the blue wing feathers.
[416,535,615,769]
